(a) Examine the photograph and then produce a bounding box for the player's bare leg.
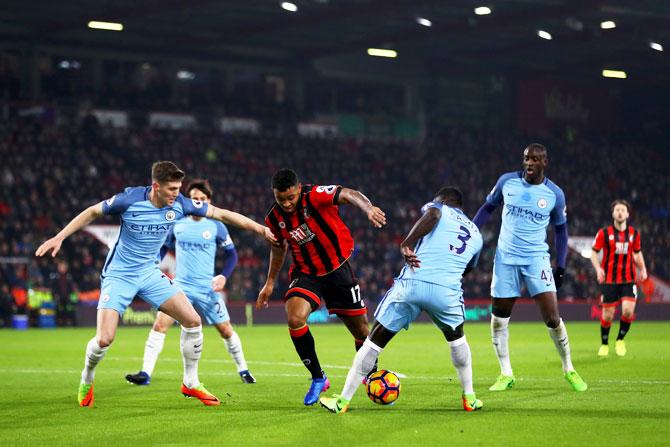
[536,292,587,391]
[215,321,255,383]
[286,297,329,404]
[599,304,616,356]
[489,297,516,391]
[616,298,636,356]
[160,293,220,405]
[79,309,120,406]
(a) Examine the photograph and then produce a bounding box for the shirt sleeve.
[592,229,604,251]
[420,201,441,214]
[550,188,568,226]
[163,226,176,251]
[264,214,284,242]
[215,221,235,249]
[102,188,135,215]
[309,185,341,208]
[484,175,509,207]
[178,193,209,217]
[633,230,642,252]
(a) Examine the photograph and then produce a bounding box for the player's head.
[611,199,631,224]
[435,186,463,208]
[272,169,301,213]
[522,143,548,183]
[186,179,213,204]
[151,161,185,206]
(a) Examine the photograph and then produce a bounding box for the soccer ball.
[366,369,401,405]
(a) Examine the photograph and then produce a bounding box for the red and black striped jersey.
[592,225,642,284]
[265,184,355,276]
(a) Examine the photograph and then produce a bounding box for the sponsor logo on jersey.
[165,210,176,221]
[289,223,315,245]
[615,242,629,254]
[202,230,212,240]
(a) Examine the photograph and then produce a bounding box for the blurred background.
[1,0,669,328]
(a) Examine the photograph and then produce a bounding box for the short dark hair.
[435,186,463,207]
[186,179,213,199]
[611,199,631,213]
[272,169,299,192]
[525,143,548,155]
[152,161,185,183]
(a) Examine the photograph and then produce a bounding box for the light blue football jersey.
[397,203,483,292]
[485,171,567,264]
[164,217,235,289]
[101,186,208,276]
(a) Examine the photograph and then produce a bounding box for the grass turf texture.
[1,322,669,446]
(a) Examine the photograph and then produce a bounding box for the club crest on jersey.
[537,198,548,209]
[102,294,110,303]
[279,221,286,229]
[289,223,315,245]
[202,230,212,240]
[191,199,203,208]
[165,210,176,221]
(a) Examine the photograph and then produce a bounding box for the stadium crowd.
[1,111,668,325]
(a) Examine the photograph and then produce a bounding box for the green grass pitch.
[1,321,669,446]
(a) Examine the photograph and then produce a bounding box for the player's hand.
[367,206,386,228]
[596,267,606,284]
[211,275,227,292]
[256,283,273,309]
[35,236,63,258]
[638,268,648,282]
[401,245,421,269]
[260,225,279,245]
[553,267,566,290]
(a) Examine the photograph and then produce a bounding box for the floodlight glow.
[176,70,195,81]
[600,20,616,30]
[367,48,397,58]
[537,30,552,40]
[474,6,492,16]
[281,2,298,12]
[650,42,664,52]
[602,69,627,79]
[416,17,432,27]
[88,21,123,31]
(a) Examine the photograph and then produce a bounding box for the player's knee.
[442,323,464,342]
[152,321,170,333]
[287,314,307,329]
[544,315,561,329]
[622,310,634,319]
[97,334,115,348]
[218,322,234,338]
[181,314,202,328]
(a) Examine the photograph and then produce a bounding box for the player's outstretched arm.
[256,241,288,309]
[399,207,441,269]
[35,202,104,258]
[207,205,277,244]
[337,188,386,228]
[633,251,648,282]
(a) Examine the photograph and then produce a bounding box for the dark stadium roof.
[1,0,669,81]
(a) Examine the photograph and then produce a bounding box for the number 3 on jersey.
[450,225,471,255]
[316,185,337,194]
